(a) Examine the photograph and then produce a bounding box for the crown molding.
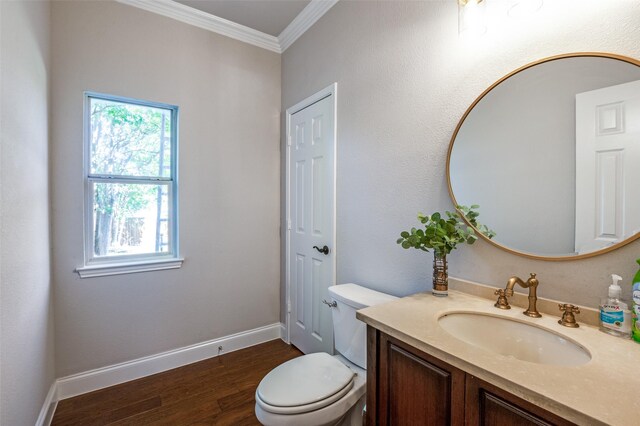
[278,0,339,52]
[115,0,281,53]
[115,0,339,54]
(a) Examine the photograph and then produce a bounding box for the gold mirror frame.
[446,52,640,261]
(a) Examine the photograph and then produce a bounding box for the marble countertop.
[356,290,640,426]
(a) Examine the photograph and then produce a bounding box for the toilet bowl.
[255,353,366,426]
[255,283,397,426]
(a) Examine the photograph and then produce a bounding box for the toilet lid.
[256,353,355,411]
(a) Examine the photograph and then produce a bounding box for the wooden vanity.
[366,327,574,425]
[356,290,640,426]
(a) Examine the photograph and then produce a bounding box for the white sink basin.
[438,312,591,366]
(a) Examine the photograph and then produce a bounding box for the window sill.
[75,258,184,278]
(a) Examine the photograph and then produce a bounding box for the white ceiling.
[175,0,312,36]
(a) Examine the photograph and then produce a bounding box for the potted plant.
[397,205,494,296]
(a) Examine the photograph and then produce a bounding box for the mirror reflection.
[448,55,640,258]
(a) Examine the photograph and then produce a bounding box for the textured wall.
[282,0,640,314]
[51,1,281,376]
[0,0,55,424]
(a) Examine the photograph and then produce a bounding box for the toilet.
[255,283,397,426]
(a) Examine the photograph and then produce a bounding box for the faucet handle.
[558,303,580,328]
[559,303,580,314]
[494,289,511,310]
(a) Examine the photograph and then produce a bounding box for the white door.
[287,87,336,355]
[575,79,640,253]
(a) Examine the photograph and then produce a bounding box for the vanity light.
[458,0,487,38]
[507,0,543,18]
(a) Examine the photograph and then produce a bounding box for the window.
[77,92,181,278]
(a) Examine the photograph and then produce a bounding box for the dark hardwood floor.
[52,339,303,425]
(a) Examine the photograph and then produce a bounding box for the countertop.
[356,290,640,426]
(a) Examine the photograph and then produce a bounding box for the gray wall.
[51,1,281,376]
[0,1,56,424]
[281,0,640,313]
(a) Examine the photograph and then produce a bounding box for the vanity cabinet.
[368,329,465,425]
[465,375,574,426]
[366,327,575,426]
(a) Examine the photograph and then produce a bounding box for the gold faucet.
[558,304,580,328]
[494,273,542,318]
[493,288,510,310]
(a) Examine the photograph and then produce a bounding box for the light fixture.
[508,0,543,18]
[458,0,487,38]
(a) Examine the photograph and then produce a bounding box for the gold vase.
[432,252,448,297]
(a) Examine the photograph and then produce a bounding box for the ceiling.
[175,0,312,36]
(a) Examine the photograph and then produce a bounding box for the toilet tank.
[328,283,397,369]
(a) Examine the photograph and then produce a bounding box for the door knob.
[313,245,330,255]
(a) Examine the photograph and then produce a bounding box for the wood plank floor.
[52,339,303,425]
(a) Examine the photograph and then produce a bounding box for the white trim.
[284,83,338,348]
[56,323,283,400]
[115,0,281,53]
[35,382,58,426]
[115,0,339,53]
[75,257,184,278]
[279,0,339,52]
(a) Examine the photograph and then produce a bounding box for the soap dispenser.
[599,274,631,339]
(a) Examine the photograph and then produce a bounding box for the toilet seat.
[256,352,355,415]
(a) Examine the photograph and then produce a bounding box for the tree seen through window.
[88,96,175,258]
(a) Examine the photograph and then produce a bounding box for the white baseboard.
[56,322,283,401]
[280,322,287,343]
[35,381,58,426]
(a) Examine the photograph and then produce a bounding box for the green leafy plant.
[396,205,494,256]
[457,204,496,240]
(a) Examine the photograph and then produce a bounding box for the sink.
[438,312,591,366]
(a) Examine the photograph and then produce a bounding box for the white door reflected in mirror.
[575,80,640,254]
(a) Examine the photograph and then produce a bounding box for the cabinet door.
[465,375,576,426]
[375,332,465,426]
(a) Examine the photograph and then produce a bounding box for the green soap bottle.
[633,258,640,343]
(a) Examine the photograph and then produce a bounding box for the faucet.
[558,304,580,328]
[494,273,542,318]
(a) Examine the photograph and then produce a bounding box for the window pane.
[89,97,172,178]
[92,182,170,257]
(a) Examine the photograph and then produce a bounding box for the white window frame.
[76,92,182,278]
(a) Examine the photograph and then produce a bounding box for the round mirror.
[447,53,640,260]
